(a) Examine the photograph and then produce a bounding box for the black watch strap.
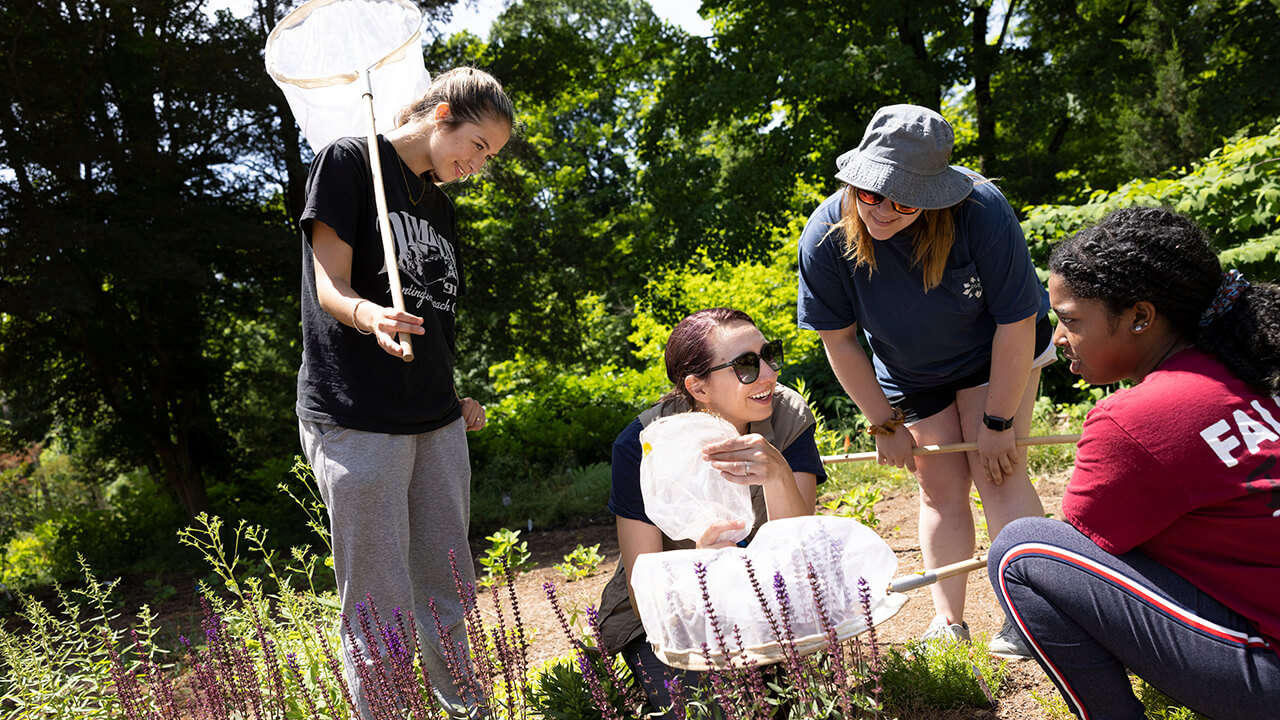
[983,413,1014,432]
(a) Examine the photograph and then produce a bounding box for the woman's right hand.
[357,302,425,359]
[875,428,917,473]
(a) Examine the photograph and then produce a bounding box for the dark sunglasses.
[706,340,784,384]
[855,188,920,215]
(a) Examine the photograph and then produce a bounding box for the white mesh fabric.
[638,413,755,544]
[265,0,431,153]
[630,516,908,670]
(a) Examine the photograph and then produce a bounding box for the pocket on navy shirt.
[942,263,988,308]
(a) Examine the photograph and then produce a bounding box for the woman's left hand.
[460,397,486,432]
[703,433,786,487]
[977,425,1017,485]
[697,520,746,549]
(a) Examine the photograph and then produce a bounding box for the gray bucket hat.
[835,104,973,210]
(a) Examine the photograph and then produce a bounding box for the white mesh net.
[639,413,756,545]
[631,515,908,670]
[264,0,431,153]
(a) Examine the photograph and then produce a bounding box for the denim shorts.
[890,316,1054,423]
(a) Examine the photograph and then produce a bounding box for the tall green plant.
[0,558,149,719]
[1022,121,1280,278]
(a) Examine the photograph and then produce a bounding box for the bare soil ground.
[478,470,1071,719]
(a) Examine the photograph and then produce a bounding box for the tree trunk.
[155,440,211,517]
[971,1,996,176]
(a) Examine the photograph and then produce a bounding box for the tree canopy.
[1,0,1278,518]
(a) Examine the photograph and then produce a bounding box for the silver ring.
[741,461,750,474]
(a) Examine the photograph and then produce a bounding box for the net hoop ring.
[264,0,423,89]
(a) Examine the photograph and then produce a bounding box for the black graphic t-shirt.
[296,135,463,434]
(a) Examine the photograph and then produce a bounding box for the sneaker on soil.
[921,615,970,643]
[988,618,1033,660]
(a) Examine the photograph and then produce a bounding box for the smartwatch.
[983,413,1014,432]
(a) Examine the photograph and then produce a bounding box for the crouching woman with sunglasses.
[595,307,826,717]
[797,105,1053,656]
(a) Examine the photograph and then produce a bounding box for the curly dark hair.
[1050,206,1280,394]
[661,308,756,408]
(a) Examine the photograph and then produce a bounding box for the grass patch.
[879,634,1009,711]
[472,461,613,535]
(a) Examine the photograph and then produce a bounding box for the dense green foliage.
[1,0,1278,585]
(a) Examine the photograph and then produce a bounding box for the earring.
[1134,323,1147,332]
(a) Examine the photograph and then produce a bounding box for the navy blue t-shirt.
[608,419,827,524]
[796,169,1049,396]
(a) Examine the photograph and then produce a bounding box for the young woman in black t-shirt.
[296,67,512,717]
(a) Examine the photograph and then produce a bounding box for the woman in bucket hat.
[797,104,1052,657]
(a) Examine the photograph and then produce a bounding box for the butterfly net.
[264,0,430,153]
[631,515,908,670]
[639,413,756,545]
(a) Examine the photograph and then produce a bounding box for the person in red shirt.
[987,206,1280,719]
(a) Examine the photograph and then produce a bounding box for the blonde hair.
[827,186,956,292]
[394,67,514,131]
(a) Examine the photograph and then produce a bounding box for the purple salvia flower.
[385,610,421,713]
[543,582,577,644]
[633,661,661,713]
[549,580,627,718]
[487,578,520,716]
[694,560,744,714]
[772,571,812,702]
[584,606,629,698]
[450,549,485,641]
[429,596,475,706]
[344,606,391,720]
[128,628,179,720]
[102,633,144,720]
[399,611,444,718]
[450,548,491,698]
[731,623,769,720]
[355,600,395,717]
[364,598,408,720]
[502,554,531,676]
[201,609,246,716]
[284,652,324,720]
[230,638,267,720]
[185,640,226,720]
[180,632,217,717]
[694,562,731,658]
[576,649,621,720]
[664,676,688,720]
[697,641,736,716]
[857,576,884,709]
[244,592,289,717]
[384,620,431,720]
[806,562,852,720]
[317,622,359,717]
[742,557,784,644]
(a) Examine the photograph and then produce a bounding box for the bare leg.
[955,368,1045,544]
[908,404,975,625]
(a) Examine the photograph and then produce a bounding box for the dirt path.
[480,470,1071,719]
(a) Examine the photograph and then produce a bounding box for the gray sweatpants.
[300,417,478,717]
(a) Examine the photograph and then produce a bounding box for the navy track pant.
[988,516,1280,720]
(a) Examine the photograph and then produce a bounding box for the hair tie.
[1199,269,1249,328]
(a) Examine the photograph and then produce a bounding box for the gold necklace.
[398,157,427,206]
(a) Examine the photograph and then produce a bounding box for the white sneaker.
[988,618,1033,660]
[921,615,970,643]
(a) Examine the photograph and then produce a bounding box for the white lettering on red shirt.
[1200,398,1280,467]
